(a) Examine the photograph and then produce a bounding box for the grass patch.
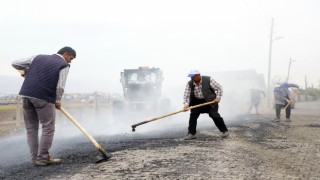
[0,106,16,111]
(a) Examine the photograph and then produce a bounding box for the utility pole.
[266,18,283,108]
[305,75,308,101]
[286,58,295,82]
[267,18,274,108]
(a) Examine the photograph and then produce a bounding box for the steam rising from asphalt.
[0,70,267,170]
[53,70,266,139]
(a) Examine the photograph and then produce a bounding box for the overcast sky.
[0,0,319,93]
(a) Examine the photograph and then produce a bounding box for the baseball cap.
[187,69,200,78]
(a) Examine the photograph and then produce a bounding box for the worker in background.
[247,88,265,115]
[273,82,299,122]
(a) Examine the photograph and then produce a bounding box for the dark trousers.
[247,100,260,114]
[188,99,228,135]
[275,103,291,119]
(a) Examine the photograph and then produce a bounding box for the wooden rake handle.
[60,107,105,152]
[282,91,299,110]
[131,101,217,131]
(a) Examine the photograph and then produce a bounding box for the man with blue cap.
[273,82,299,122]
[183,69,229,140]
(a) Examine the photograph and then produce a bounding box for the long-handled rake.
[279,91,299,117]
[131,101,216,132]
[60,107,112,163]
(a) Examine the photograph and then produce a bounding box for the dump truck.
[113,67,171,118]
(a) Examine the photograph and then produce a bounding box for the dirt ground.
[0,101,319,180]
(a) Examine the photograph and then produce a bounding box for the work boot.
[35,154,62,166]
[221,131,229,138]
[184,134,196,140]
[274,117,280,122]
[286,118,291,122]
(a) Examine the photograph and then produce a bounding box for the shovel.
[60,107,112,163]
[131,101,217,132]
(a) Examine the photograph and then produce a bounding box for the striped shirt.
[183,77,223,106]
[12,54,69,101]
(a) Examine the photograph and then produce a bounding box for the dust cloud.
[54,69,267,139]
[0,69,267,170]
